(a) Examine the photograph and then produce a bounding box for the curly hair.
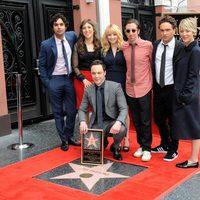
[76,19,101,55]
[50,13,68,29]
[101,24,123,56]
[159,15,177,29]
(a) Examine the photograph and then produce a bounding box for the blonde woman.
[173,17,200,168]
[102,24,130,152]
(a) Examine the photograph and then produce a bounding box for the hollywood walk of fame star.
[86,133,99,148]
[51,162,129,190]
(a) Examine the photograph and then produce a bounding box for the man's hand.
[80,121,88,134]
[109,121,122,134]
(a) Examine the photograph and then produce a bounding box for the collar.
[129,38,143,47]
[161,37,175,48]
[95,80,105,90]
[54,35,66,44]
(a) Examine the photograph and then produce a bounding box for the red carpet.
[0,125,199,200]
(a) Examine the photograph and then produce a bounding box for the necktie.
[160,44,167,87]
[131,44,136,83]
[97,87,103,129]
[61,40,70,75]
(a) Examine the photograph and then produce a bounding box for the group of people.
[39,13,200,168]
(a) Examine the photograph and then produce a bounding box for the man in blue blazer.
[39,13,80,151]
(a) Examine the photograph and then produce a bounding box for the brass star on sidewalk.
[51,162,129,190]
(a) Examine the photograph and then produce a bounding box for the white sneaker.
[141,151,152,162]
[133,147,143,158]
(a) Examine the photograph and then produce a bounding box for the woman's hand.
[83,79,92,88]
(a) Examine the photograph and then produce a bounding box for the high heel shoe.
[123,146,130,152]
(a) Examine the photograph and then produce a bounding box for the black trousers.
[127,90,152,151]
[153,83,178,152]
[92,120,126,149]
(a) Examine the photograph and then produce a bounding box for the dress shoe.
[61,141,69,151]
[110,144,123,160]
[104,138,109,150]
[176,160,199,168]
[123,146,130,152]
[68,139,81,146]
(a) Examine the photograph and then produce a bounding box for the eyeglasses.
[126,29,137,33]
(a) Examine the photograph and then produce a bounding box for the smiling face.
[107,32,118,45]
[91,64,106,86]
[159,22,175,44]
[125,23,140,44]
[82,22,94,40]
[179,28,194,46]
[53,18,67,39]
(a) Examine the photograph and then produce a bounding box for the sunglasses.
[126,29,137,33]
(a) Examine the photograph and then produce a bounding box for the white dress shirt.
[155,37,175,85]
[52,36,72,75]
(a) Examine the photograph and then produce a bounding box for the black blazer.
[152,38,184,86]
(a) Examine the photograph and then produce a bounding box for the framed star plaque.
[81,129,103,165]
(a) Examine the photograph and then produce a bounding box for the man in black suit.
[79,60,128,160]
[39,13,80,151]
[151,16,184,161]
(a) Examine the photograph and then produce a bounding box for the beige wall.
[110,0,122,28]
[188,0,200,12]
[155,6,166,40]
[0,27,8,116]
[73,0,122,34]
[73,0,97,34]
[0,27,11,136]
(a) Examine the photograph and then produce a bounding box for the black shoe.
[151,145,168,153]
[163,150,178,161]
[68,139,81,146]
[123,146,130,152]
[61,141,69,151]
[110,144,122,160]
[104,139,109,150]
[176,160,199,168]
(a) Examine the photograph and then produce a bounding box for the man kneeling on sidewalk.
[79,60,128,160]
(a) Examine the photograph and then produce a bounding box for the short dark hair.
[159,15,177,29]
[90,60,106,71]
[124,18,141,30]
[50,13,68,29]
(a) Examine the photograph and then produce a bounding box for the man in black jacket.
[151,16,184,161]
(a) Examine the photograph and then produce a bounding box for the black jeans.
[127,90,152,152]
[153,83,178,152]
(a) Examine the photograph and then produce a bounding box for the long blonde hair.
[101,24,123,56]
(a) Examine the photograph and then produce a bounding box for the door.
[121,1,155,42]
[0,0,74,123]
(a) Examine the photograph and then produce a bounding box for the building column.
[0,26,11,136]
[97,0,110,36]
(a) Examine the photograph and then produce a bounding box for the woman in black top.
[102,24,130,152]
[73,19,101,109]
